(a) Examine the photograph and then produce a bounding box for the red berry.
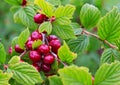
[22,0,27,6]
[29,51,41,62]
[50,16,56,22]
[20,60,24,62]
[37,44,50,54]
[28,37,32,41]
[14,45,24,53]
[34,14,46,24]
[47,35,58,42]
[8,46,12,54]
[43,54,54,64]
[26,40,33,50]
[32,63,41,72]
[42,64,51,73]
[31,31,42,41]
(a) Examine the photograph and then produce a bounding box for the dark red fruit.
[22,0,27,6]
[29,51,41,62]
[43,54,54,64]
[28,37,32,41]
[49,40,61,53]
[14,45,24,53]
[31,31,42,41]
[26,40,33,50]
[34,14,46,24]
[47,35,58,42]
[32,63,41,72]
[37,44,50,54]
[42,64,51,73]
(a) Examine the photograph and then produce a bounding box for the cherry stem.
[42,33,46,44]
[76,29,117,49]
[19,50,27,59]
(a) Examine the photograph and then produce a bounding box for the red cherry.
[31,31,42,41]
[26,40,33,50]
[43,54,54,64]
[37,44,50,54]
[20,60,24,62]
[8,46,12,54]
[14,45,24,53]
[22,0,27,6]
[34,14,46,24]
[42,64,51,73]
[28,37,32,41]
[32,63,41,72]
[47,35,58,42]
[29,51,41,62]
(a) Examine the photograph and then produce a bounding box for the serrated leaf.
[48,75,63,85]
[98,7,120,42]
[58,65,92,85]
[53,24,76,39]
[34,0,54,17]
[55,17,71,25]
[80,3,101,29]
[68,35,89,53]
[46,0,61,6]
[18,28,30,49]
[32,40,42,49]
[4,0,22,5]
[0,70,12,85]
[58,41,77,64]
[9,61,43,85]
[39,22,52,34]
[95,61,120,85]
[8,56,20,66]
[0,43,6,64]
[100,48,120,65]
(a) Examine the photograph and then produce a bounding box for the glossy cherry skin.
[47,35,58,42]
[31,31,42,41]
[26,40,33,50]
[37,44,50,54]
[22,0,27,6]
[34,14,46,24]
[43,54,54,64]
[29,51,41,62]
[42,64,51,73]
[14,44,24,53]
[32,63,41,72]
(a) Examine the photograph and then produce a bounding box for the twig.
[78,29,117,49]
[19,50,27,59]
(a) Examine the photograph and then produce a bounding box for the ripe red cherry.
[47,35,58,42]
[14,45,24,53]
[26,40,33,50]
[32,63,41,72]
[22,0,27,6]
[31,31,42,41]
[34,14,46,24]
[42,64,51,73]
[29,51,41,62]
[37,44,50,54]
[43,54,54,64]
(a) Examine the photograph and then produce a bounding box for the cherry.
[31,31,42,41]
[34,14,46,24]
[47,35,58,42]
[8,46,12,54]
[32,63,41,72]
[14,44,24,53]
[29,51,41,62]
[37,44,50,54]
[42,64,51,73]
[43,54,54,64]
[26,40,33,50]
[20,60,24,62]
[22,0,27,6]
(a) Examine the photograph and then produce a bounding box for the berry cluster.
[14,30,61,73]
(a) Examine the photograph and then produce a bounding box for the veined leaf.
[4,0,22,5]
[58,65,92,85]
[80,3,101,29]
[46,0,61,6]
[8,56,20,66]
[98,7,120,42]
[0,43,6,64]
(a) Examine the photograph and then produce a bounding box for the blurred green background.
[1,0,120,75]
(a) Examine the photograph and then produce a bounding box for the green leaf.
[32,40,42,49]
[68,35,89,53]
[46,0,61,6]
[115,40,120,50]
[4,0,22,5]
[11,37,18,49]
[0,70,12,85]
[80,3,101,29]
[100,48,120,65]
[53,24,76,39]
[58,41,77,64]
[0,43,6,64]
[98,7,120,42]
[48,75,63,85]
[8,56,20,66]
[18,28,30,49]
[55,17,71,25]
[94,61,120,85]
[9,60,43,85]
[34,0,54,17]
[58,65,92,85]
[39,22,52,35]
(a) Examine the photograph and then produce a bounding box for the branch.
[80,29,117,49]
[19,50,27,59]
